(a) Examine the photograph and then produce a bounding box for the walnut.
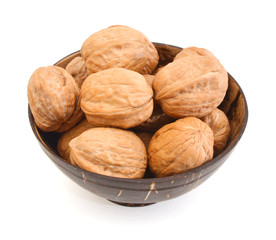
[57,119,95,163]
[55,100,83,133]
[143,74,154,88]
[201,108,230,156]
[65,56,88,89]
[27,66,83,132]
[81,25,159,75]
[69,128,147,178]
[134,103,175,133]
[153,54,228,118]
[80,67,154,129]
[135,132,153,149]
[174,46,215,61]
[148,117,214,177]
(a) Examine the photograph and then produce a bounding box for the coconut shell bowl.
[28,43,248,207]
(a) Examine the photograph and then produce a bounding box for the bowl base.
[108,200,156,207]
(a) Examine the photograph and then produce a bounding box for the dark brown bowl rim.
[28,42,248,185]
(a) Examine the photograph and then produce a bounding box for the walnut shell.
[174,46,215,61]
[57,119,95,163]
[81,25,159,75]
[153,55,228,118]
[69,128,147,178]
[27,66,83,132]
[143,74,155,88]
[80,67,154,129]
[148,117,214,177]
[65,56,88,89]
[201,108,230,156]
[55,98,84,133]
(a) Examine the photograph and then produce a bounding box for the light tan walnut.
[57,119,95,163]
[174,46,215,61]
[143,74,154,88]
[81,25,159,75]
[69,128,147,178]
[27,66,83,132]
[81,67,154,129]
[135,132,153,149]
[201,108,230,156]
[55,99,84,133]
[65,56,88,89]
[153,55,228,118]
[148,117,214,177]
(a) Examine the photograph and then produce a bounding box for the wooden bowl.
[28,43,248,207]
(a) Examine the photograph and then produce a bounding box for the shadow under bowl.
[28,43,248,207]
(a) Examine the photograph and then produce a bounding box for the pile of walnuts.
[28,25,230,179]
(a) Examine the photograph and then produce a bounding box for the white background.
[1,0,275,239]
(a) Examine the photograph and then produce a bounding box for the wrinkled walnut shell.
[174,46,215,61]
[57,119,95,163]
[81,68,154,129]
[27,66,83,132]
[143,74,155,88]
[69,128,147,178]
[153,55,228,118]
[81,25,159,75]
[201,108,230,156]
[148,117,214,177]
[65,56,88,89]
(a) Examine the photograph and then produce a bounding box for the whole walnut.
[148,117,214,177]
[201,108,230,156]
[27,66,83,132]
[81,25,159,75]
[57,119,94,163]
[69,128,147,178]
[174,46,215,61]
[81,67,154,129]
[65,56,88,89]
[153,55,228,118]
